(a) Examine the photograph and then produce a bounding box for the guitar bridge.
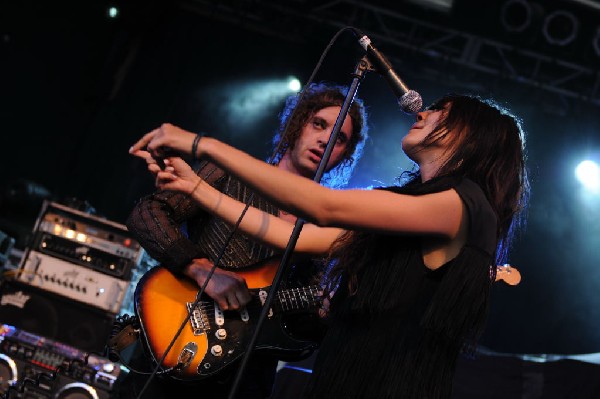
[187,302,210,335]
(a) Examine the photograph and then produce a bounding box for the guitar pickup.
[258,289,274,318]
[187,302,210,335]
[214,303,225,326]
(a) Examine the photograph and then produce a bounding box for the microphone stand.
[227,55,373,399]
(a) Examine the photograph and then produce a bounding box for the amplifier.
[0,280,115,354]
[0,324,122,399]
[16,201,144,314]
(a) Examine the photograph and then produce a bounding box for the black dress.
[305,176,498,399]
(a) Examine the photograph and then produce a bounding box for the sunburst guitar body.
[134,257,321,381]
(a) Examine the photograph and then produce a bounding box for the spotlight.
[543,10,579,46]
[501,0,533,33]
[288,77,301,92]
[575,160,600,193]
[108,7,119,18]
[214,77,304,129]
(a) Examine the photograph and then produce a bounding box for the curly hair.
[271,82,369,187]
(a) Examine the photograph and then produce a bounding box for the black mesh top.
[126,160,278,273]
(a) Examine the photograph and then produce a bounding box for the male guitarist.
[119,83,368,398]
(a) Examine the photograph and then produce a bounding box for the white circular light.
[575,160,600,192]
[288,78,301,92]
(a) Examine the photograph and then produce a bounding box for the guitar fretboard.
[276,286,321,312]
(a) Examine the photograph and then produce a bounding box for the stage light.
[212,77,304,130]
[575,160,600,193]
[108,7,118,18]
[501,0,533,33]
[288,77,301,92]
[543,9,579,46]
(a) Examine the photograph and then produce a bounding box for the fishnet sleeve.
[126,160,226,273]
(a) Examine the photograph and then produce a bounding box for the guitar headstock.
[495,264,521,286]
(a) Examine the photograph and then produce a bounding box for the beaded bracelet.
[191,133,204,163]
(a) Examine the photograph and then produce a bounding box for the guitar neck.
[274,285,321,313]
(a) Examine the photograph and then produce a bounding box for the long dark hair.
[326,93,529,294]
[271,82,369,187]
[420,94,529,263]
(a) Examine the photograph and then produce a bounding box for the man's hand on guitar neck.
[183,258,252,311]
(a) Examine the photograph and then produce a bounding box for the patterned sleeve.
[126,161,226,274]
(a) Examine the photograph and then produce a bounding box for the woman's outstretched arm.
[130,124,464,239]
[131,150,343,256]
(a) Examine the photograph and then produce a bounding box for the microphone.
[353,30,423,114]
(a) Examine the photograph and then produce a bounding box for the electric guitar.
[495,264,521,286]
[134,257,321,381]
[134,260,521,381]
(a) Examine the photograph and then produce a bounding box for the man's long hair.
[271,83,369,187]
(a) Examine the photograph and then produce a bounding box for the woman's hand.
[129,123,197,159]
[131,149,202,195]
[155,157,202,195]
[130,149,165,175]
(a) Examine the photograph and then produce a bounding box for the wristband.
[191,133,204,163]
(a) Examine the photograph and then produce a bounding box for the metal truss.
[182,0,600,107]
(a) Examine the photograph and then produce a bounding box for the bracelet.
[191,133,204,163]
[190,177,203,198]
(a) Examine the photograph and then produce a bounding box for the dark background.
[1,0,599,356]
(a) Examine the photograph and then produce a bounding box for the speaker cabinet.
[0,280,115,354]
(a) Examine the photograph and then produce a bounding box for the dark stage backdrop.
[1,1,600,357]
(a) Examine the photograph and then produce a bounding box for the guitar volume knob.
[215,329,227,340]
[211,345,223,357]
